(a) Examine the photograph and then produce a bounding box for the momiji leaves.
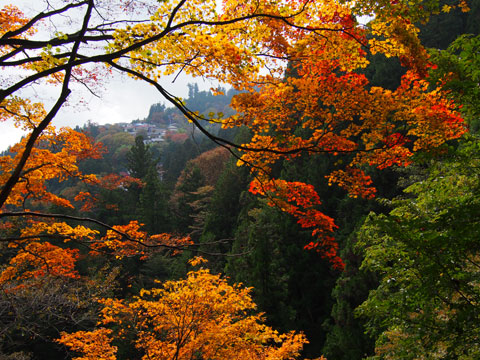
[0,127,101,208]
[57,328,117,360]
[238,61,465,268]
[74,191,97,212]
[0,242,80,286]
[250,178,343,269]
[90,221,193,259]
[0,5,34,38]
[0,0,468,276]
[327,168,376,199]
[59,264,309,360]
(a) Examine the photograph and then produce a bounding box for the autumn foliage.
[0,0,468,360]
[58,258,315,360]
[0,0,471,356]
[235,66,465,267]
[0,0,467,273]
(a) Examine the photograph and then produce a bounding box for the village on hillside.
[120,122,180,144]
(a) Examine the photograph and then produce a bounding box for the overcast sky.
[0,58,213,151]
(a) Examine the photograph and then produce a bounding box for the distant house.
[145,134,165,144]
[167,124,178,132]
[122,122,177,143]
[149,128,163,136]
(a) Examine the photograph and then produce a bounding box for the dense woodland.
[1,0,480,359]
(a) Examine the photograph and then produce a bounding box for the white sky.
[0,74,216,151]
[0,74,213,152]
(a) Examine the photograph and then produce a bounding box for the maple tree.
[58,257,322,360]
[0,0,469,288]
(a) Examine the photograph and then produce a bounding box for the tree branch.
[0,1,89,40]
[0,0,95,208]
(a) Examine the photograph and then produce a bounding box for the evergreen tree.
[125,135,161,224]
[226,201,336,358]
[126,135,155,180]
[198,159,250,271]
[161,138,201,184]
[138,166,171,234]
[172,164,206,232]
[322,231,378,360]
